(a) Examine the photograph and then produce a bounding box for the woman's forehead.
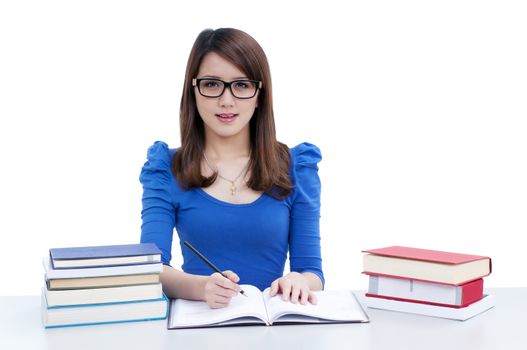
[197,52,248,80]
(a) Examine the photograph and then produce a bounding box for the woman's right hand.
[203,270,241,309]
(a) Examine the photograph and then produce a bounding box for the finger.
[269,280,279,297]
[221,271,241,292]
[214,286,238,298]
[290,286,301,304]
[300,288,309,305]
[217,276,240,293]
[280,279,292,301]
[205,291,231,309]
[215,294,232,304]
[223,270,240,283]
[211,272,237,289]
[308,291,318,305]
[208,300,230,309]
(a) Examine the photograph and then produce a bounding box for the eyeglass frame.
[192,78,263,99]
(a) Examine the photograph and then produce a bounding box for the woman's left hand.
[269,272,318,305]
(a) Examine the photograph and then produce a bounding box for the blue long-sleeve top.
[139,141,324,291]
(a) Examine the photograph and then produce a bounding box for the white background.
[1,1,526,295]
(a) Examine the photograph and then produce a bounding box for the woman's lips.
[215,113,238,123]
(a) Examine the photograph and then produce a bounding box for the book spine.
[461,278,483,306]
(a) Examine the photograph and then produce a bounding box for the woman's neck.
[204,130,251,160]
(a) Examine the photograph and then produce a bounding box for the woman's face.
[194,52,259,141]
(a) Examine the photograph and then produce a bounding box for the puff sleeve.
[287,142,325,287]
[139,141,177,265]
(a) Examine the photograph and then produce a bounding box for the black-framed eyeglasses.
[192,78,263,99]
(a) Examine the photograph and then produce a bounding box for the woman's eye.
[235,82,249,89]
[204,81,219,88]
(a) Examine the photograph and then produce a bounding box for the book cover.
[42,288,168,328]
[50,243,161,269]
[365,293,495,321]
[43,256,163,279]
[362,246,492,266]
[366,275,483,307]
[168,285,369,329]
[362,246,492,285]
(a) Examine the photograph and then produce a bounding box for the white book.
[168,285,369,329]
[367,275,483,307]
[45,283,163,307]
[365,293,495,321]
[42,288,168,328]
[43,256,163,279]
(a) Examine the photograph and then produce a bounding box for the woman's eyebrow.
[201,75,249,80]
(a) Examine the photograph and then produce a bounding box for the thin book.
[42,288,168,328]
[362,246,492,285]
[365,293,495,321]
[366,275,483,308]
[49,243,161,269]
[43,256,163,279]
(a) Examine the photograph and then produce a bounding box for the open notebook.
[168,285,369,329]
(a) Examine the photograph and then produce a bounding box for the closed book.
[43,256,163,279]
[363,246,491,285]
[45,283,163,307]
[366,275,483,307]
[47,273,160,290]
[365,293,495,321]
[41,288,168,328]
[50,243,161,269]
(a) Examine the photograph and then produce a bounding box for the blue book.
[41,288,168,328]
[49,243,162,269]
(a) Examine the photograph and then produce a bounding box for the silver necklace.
[203,152,250,195]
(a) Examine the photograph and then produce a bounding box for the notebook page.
[262,289,369,324]
[168,284,268,328]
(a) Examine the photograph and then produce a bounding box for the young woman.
[140,28,323,309]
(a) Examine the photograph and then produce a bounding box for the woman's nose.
[218,85,235,107]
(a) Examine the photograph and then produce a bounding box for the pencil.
[183,241,247,297]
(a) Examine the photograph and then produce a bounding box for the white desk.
[1,288,525,350]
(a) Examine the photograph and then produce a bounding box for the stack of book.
[362,246,494,321]
[41,243,168,328]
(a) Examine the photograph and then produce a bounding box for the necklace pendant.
[230,183,236,196]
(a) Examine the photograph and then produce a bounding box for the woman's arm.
[269,143,325,305]
[160,265,242,309]
[140,143,240,308]
[159,265,208,300]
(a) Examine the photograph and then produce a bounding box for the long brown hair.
[173,28,292,199]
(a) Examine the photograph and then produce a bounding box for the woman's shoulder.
[140,141,178,185]
[285,142,322,204]
[146,141,177,161]
[289,142,322,168]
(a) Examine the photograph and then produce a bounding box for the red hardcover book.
[362,246,492,285]
[366,275,483,308]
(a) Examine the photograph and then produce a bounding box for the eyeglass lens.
[198,79,258,98]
